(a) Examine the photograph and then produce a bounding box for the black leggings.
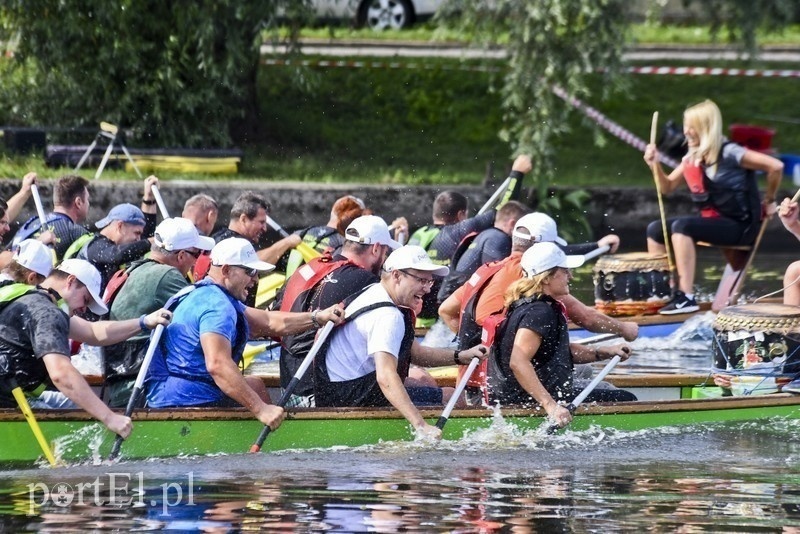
[646,216,755,247]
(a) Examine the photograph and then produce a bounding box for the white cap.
[345,215,401,250]
[520,242,584,278]
[13,239,54,277]
[383,245,449,277]
[154,217,215,252]
[512,212,567,246]
[210,237,275,273]
[57,259,108,315]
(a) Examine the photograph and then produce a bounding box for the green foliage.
[257,56,508,183]
[437,0,630,186]
[0,0,285,147]
[682,0,795,55]
[534,188,593,242]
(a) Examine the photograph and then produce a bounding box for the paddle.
[250,320,335,453]
[30,184,48,228]
[581,245,610,263]
[726,210,773,306]
[477,176,512,215]
[265,215,320,263]
[150,184,170,219]
[650,112,677,282]
[545,354,623,435]
[572,332,620,345]
[107,323,166,461]
[9,379,57,466]
[435,348,487,430]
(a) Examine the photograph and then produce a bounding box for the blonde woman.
[644,99,783,314]
[488,242,634,428]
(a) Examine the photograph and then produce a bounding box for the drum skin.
[712,303,800,375]
[593,253,671,316]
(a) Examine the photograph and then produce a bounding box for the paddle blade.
[12,387,57,466]
[296,242,321,262]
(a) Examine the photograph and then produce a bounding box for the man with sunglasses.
[146,237,344,432]
[102,217,215,407]
[315,245,489,440]
[277,215,400,407]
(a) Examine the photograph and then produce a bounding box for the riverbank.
[2,179,798,252]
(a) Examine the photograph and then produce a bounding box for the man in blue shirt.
[146,237,344,431]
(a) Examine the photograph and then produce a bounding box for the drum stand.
[74,122,143,180]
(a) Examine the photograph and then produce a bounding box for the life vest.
[0,283,55,397]
[436,231,480,304]
[683,143,760,223]
[277,254,353,390]
[485,294,573,405]
[314,287,416,408]
[408,224,442,252]
[11,213,69,249]
[147,281,246,390]
[285,227,339,277]
[102,258,156,307]
[64,232,96,260]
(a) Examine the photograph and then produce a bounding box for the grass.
[2,24,799,187]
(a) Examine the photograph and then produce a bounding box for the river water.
[1,250,799,531]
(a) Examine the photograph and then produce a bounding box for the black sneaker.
[658,290,699,315]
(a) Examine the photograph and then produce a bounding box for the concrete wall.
[1,178,797,252]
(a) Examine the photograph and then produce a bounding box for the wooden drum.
[712,303,800,376]
[593,253,671,316]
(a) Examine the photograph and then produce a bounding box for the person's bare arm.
[257,234,302,265]
[245,303,343,338]
[43,353,132,437]
[69,309,172,345]
[438,293,462,334]
[409,340,488,367]
[201,332,284,429]
[4,172,36,223]
[561,294,638,342]
[374,351,440,439]
[644,145,685,195]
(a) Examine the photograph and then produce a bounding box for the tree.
[0,0,290,148]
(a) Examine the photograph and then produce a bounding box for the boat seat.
[696,241,751,252]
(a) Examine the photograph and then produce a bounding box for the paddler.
[145,237,344,432]
[643,99,783,315]
[314,245,489,440]
[487,243,636,427]
[0,259,172,438]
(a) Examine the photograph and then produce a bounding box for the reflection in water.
[2,419,800,531]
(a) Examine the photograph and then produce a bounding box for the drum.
[593,253,671,316]
[712,303,800,378]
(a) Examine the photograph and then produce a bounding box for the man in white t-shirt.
[314,245,488,440]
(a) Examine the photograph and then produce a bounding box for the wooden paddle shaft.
[150,185,170,219]
[650,112,677,276]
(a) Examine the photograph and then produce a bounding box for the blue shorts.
[406,386,443,406]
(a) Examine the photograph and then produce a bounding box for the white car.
[312,0,443,30]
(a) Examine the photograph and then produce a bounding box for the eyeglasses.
[400,270,435,288]
[182,249,202,259]
[234,265,258,277]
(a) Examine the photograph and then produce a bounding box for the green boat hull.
[2,394,800,465]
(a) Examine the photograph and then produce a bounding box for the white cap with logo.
[154,217,215,252]
[210,237,275,272]
[512,212,567,246]
[345,215,401,250]
[383,245,449,277]
[57,259,108,315]
[13,239,54,277]
[520,242,584,278]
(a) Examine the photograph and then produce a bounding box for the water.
[2,250,799,531]
[2,419,800,531]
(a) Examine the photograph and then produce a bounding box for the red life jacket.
[455,256,513,391]
[278,254,352,314]
[683,160,721,218]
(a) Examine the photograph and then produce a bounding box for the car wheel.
[358,0,414,31]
